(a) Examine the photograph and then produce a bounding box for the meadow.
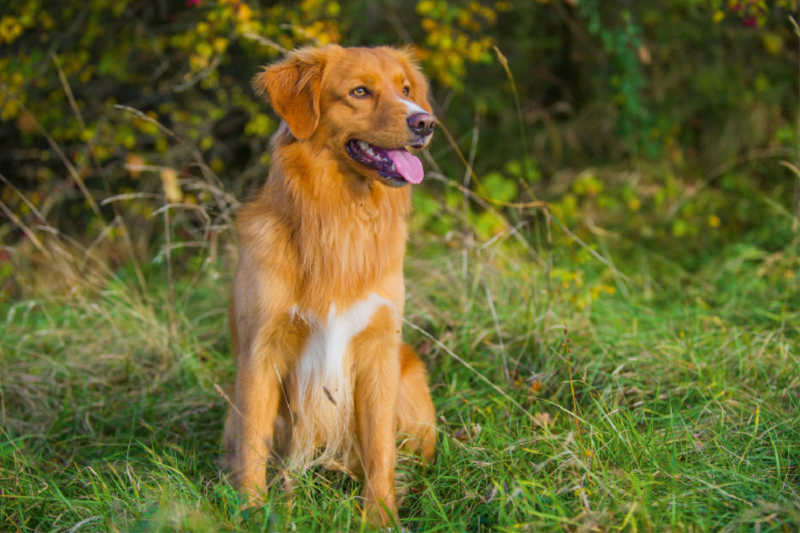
[2,161,799,531]
[2,0,800,531]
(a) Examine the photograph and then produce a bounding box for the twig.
[114,104,237,243]
[52,53,85,131]
[242,33,288,54]
[462,114,479,314]
[403,319,542,427]
[279,23,321,45]
[545,211,631,282]
[101,192,165,205]
[0,199,48,256]
[435,119,548,209]
[665,147,798,219]
[172,56,221,93]
[0,84,103,220]
[0,174,47,225]
[214,383,243,419]
[563,327,586,464]
[484,278,510,384]
[164,202,176,329]
[585,218,630,297]
[52,59,148,294]
[494,46,535,185]
[79,218,119,271]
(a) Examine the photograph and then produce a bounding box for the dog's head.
[254,45,434,188]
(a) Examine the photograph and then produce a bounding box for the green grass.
[1,235,799,532]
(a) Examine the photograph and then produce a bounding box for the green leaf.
[477,172,517,203]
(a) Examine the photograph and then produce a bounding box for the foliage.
[415,0,501,89]
[1,0,799,278]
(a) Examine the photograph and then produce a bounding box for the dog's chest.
[296,293,393,392]
[288,293,394,468]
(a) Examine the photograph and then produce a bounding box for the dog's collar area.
[345,139,424,186]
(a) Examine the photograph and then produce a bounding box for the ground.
[1,236,799,532]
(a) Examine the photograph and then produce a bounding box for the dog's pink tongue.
[387,150,424,184]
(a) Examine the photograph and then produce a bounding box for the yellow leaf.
[160,169,183,203]
[213,37,229,54]
[126,154,145,178]
[637,45,651,65]
[236,3,253,22]
[762,32,784,56]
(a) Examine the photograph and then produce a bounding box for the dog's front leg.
[234,315,308,506]
[352,306,402,526]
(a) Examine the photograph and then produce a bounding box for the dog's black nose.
[407,113,435,137]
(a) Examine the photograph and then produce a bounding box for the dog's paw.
[238,487,266,511]
[361,499,401,531]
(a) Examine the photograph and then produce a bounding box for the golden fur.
[222,45,436,526]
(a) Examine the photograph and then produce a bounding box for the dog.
[222,44,437,527]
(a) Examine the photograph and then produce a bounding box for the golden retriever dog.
[222,44,437,526]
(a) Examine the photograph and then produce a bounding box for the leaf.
[477,172,517,203]
[160,169,183,203]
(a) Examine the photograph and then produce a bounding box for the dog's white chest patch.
[288,293,394,469]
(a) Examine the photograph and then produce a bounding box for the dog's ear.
[253,46,337,140]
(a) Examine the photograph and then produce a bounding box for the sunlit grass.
[1,233,798,532]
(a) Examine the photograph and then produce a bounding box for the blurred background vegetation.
[0,0,798,297]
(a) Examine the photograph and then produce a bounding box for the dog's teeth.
[366,148,374,157]
[358,141,369,150]
[390,162,396,171]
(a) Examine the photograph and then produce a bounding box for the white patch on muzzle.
[398,97,428,117]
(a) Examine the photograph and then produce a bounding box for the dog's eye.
[351,87,369,97]
[403,87,410,96]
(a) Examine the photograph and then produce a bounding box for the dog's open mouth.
[345,140,424,186]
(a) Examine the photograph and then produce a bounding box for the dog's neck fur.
[238,135,411,316]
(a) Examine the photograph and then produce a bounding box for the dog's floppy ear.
[253,46,337,140]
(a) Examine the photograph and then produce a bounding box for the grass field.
[1,222,799,532]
